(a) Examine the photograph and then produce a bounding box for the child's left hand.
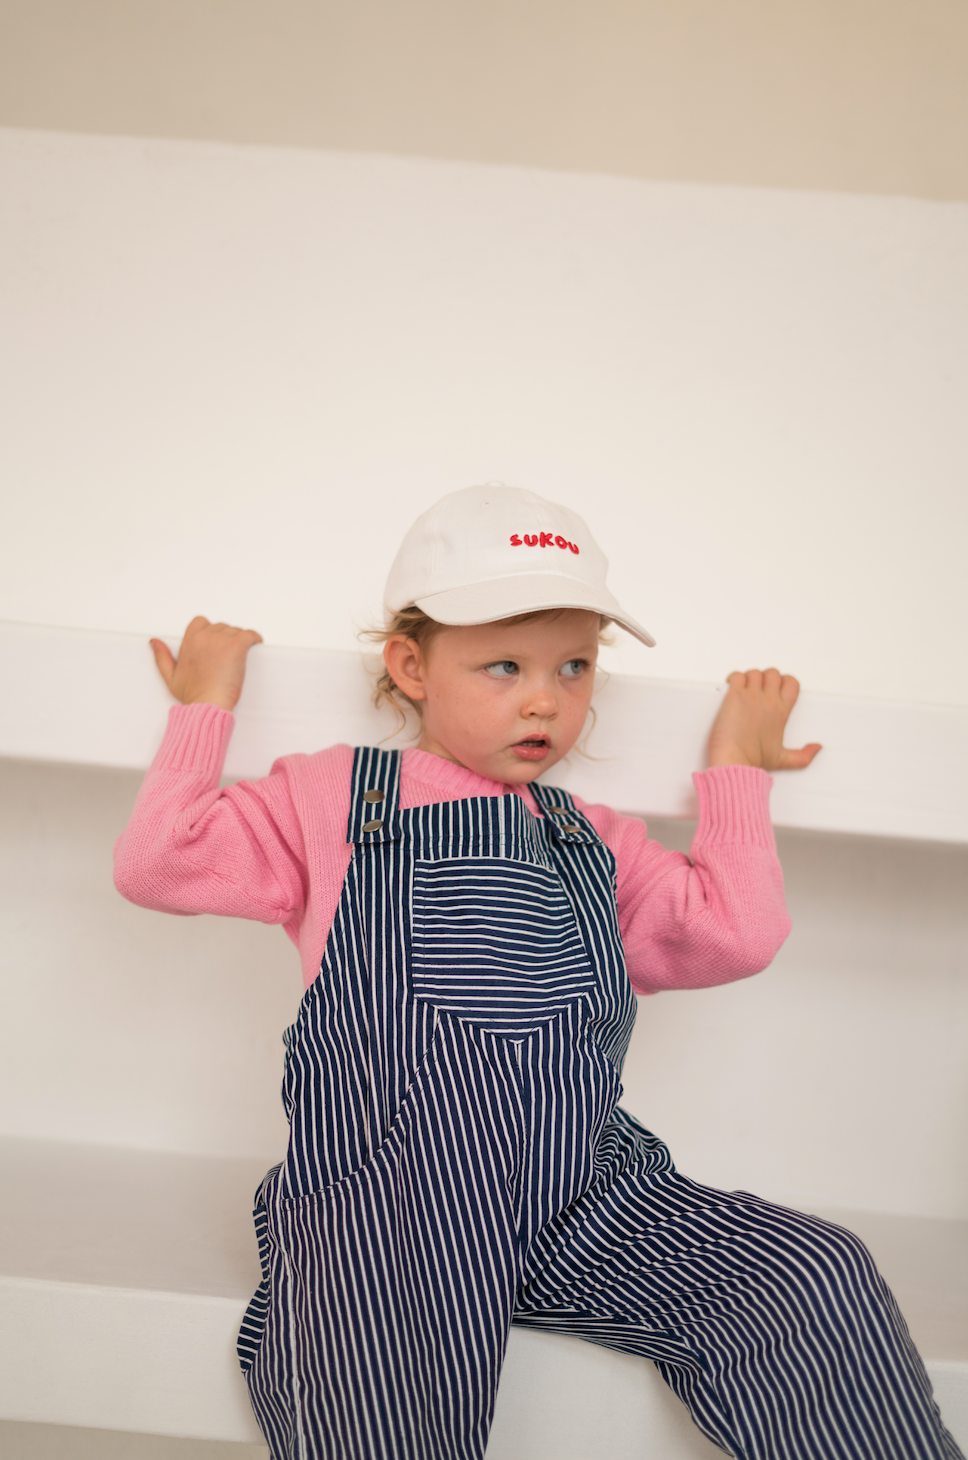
[707,669,822,772]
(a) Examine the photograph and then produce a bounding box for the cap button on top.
[362,789,384,803]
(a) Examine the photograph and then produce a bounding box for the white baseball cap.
[384,483,655,647]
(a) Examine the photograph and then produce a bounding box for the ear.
[383,636,428,702]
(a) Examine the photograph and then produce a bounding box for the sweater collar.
[401,747,540,812]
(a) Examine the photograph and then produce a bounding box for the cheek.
[449,683,518,738]
[462,684,513,721]
[428,677,498,725]
[564,683,595,726]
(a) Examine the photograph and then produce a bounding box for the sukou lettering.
[510,532,580,554]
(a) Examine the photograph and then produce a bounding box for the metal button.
[547,805,568,814]
[562,823,582,834]
[362,789,384,803]
[361,819,384,833]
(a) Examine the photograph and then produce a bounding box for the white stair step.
[2,619,967,843]
[1,1137,965,1457]
[0,1139,267,1446]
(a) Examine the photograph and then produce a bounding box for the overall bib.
[239,749,961,1460]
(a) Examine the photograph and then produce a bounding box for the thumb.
[777,742,823,771]
[149,638,177,691]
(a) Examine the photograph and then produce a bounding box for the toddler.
[115,484,960,1460]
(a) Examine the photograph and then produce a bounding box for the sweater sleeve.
[113,702,310,925]
[578,765,791,995]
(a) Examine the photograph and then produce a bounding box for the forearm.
[113,703,304,924]
[603,766,791,994]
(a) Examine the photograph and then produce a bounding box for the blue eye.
[485,660,518,678]
[560,659,586,678]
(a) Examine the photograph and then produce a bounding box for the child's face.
[383,609,601,784]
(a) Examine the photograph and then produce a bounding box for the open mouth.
[511,735,550,761]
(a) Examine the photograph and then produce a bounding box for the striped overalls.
[239,748,961,1460]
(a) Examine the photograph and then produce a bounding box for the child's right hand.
[150,616,263,713]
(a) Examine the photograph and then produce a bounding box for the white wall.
[2,757,965,1219]
[1,126,966,1222]
[1,126,967,707]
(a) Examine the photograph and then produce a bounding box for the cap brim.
[413,572,656,648]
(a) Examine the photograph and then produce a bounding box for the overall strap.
[530,781,600,846]
[347,747,403,844]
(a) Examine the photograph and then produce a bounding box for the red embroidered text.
[509,532,579,554]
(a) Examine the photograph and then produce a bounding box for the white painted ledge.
[0,1139,965,1456]
[1,620,966,843]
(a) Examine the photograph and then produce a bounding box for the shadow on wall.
[0,1418,267,1459]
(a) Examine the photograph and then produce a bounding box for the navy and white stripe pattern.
[239,748,963,1460]
[410,857,598,1035]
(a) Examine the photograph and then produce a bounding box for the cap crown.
[385,484,608,610]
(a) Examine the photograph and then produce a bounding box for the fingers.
[149,638,176,689]
[182,617,262,647]
[728,669,784,692]
[717,666,818,773]
[204,623,263,646]
[224,626,262,655]
[777,742,823,771]
[729,669,798,700]
[202,621,262,639]
[742,668,782,692]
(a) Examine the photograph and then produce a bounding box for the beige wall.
[0,0,966,200]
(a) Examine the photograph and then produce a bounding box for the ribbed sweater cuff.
[692,765,776,851]
[151,702,235,777]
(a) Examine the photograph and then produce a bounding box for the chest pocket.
[410,857,597,1037]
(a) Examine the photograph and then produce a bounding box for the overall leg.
[246,1015,525,1460]
[515,1168,963,1460]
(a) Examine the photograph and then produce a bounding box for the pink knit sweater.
[113,703,791,995]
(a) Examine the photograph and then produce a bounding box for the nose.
[522,677,558,720]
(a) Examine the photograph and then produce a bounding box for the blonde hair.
[361,606,612,734]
